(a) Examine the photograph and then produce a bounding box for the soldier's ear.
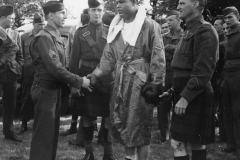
[193,0,199,10]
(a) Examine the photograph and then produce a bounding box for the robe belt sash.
[115,58,148,104]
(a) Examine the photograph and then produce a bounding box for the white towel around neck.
[107,5,146,46]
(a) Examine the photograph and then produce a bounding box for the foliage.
[207,0,240,17]
[150,0,178,19]
[2,0,43,28]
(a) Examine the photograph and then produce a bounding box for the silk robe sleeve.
[93,43,116,78]
[149,23,166,85]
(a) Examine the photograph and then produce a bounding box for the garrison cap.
[222,6,239,16]
[214,15,224,22]
[102,11,115,26]
[0,5,14,17]
[42,0,65,15]
[88,0,104,8]
[166,10,180,17]
[33,13,45,24]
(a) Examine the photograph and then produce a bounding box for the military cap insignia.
[49,49,58,59]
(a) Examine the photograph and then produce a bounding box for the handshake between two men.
[71,74,98,97]
[72,74,174,105]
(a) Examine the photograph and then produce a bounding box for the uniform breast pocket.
[179,33,194,57]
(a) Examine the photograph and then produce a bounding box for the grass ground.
[0,112,239,160]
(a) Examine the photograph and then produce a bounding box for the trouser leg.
[222,83,236,148]
[29,86,61,160]
[158,102,171,141]
[218,92,227,140]
[2,81,17,136]
[21,79,34,123]
[230,81,240,155]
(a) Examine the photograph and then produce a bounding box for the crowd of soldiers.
[0,0,240,160]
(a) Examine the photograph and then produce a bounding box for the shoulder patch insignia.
[49,49,58,59]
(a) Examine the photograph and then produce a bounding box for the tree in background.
[207,0,240,17]
[2,0,43,28]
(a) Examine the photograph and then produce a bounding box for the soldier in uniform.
[0,5,24,142]
[28,1,91,160]
[212,15,227,143]
[221,6,240,155]
[69,1,117,159]
[60,9,90,140]
[162,22,170,34]
[67,11,115,148]
[170,0,218,159]
[87,0,165,159]
[18,13,45,135]
[158,10,182,144]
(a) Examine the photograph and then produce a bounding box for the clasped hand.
[71,76,92,97]
[174,97,188,115]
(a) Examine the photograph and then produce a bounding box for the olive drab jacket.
[223,23,240,72]
[21,30,36,79]
[69,21,108,70]
[171,15,219,103]
[29,24,83,89]
[163,28,183,72]
[0,27,22,83]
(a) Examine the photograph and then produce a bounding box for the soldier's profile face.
[116,0,137,19]
[177,0,195,21]
[222,23,229,35]
[161,23,169,34]
[214,19,223,34]
[224,12,239,28]
[89,5,104,24]
[4,14,15,28]
[33,23,45,32]
[52,10,67,28]
[167,15,180,30]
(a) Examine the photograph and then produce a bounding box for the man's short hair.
[222,6,239,17]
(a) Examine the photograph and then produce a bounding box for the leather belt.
[225,59,240,65]
[33,81,61,89]
[81,60,99,68]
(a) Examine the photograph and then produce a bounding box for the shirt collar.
[185,15,204,30]
[166,28,183,39]
[228,23,240,35]
[89,20,102,29]
[44,24,61,38]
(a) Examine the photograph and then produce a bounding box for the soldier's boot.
[102,128,118,160]
[82,125,94,160]
[174,155,190,160]
[192,150,206,160]
[60,121,77,136]
[18,121,28,134]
